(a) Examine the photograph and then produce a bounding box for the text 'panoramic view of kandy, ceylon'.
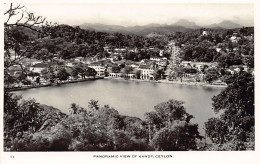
[3,3,254,151]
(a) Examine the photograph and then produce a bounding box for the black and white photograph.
[1,0,258,163]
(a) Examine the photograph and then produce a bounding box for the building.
[227,65,249,74]
[104,46,113,54]
[114,48,127,53]
[74,57,84,62]
[88,64,106,77]
[109,73,122,78]
[202,31,208,36]
[137,64,156,80]
[159,50,164,56]
[30,63,49,74]
[128,48,138,53]
[150,56,167,62]
[65,59,79,67]
[216,48,222,52]
[181,61,218,71]
[230,36,241,43]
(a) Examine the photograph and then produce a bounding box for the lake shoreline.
[7,76,226,92]
[6,77,104,92]
[104,77,227,88]
[12,76,224,137]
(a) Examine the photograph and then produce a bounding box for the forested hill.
[10,24,169,60]
[8,23,254,68]
[167,27,254,68]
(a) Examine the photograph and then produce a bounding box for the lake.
[13,79,223,134]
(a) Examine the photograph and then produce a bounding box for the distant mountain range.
[172,19,201,29]
[205,20,243,29]
[78,19,245,36]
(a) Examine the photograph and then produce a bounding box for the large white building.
[88,64,106,77]
[137,64,156,80]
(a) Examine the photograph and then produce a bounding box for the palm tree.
[88,99,99,110]
[69,103,78,114]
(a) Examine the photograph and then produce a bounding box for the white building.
[159,50,164,56]
[181,61,218,71]
[202,31,208,36]
[137,64,155,80]
[150,57,167,62]
[230,36,241,43]
[30,63,49,74]
[88,64,106,77]
[109,73,122,78]
[216,48,222,52]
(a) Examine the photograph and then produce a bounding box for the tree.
[173,66,184,82]
[183,68,197,74]
[153,68,164,80]
[37,48,51,61]
[88,99,99,110]
[4,90,66,151]
[145,100,203,150]
[4,92,45,150]
[135,70,141,79]
[59,50,71,59]
[151,123,202,151]
[41,67,56,83]
[57,68,70,81]
[217,53,243,68]
[205,72,254,150]
[86,67,97,78]
[4,3,53,68]
[4,3,54,87]
[121,66,133,77]
[69,103,84,115]
[71,68,79,79]
[111,65,121,73]
[36,77,41,84]
[245,55,254,69]
[73,65,87,79]
[204,68,219,84]
[4,92,22,142]
[4,70,17,87]
[13,124,72,151]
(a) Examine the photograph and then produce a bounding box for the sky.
[4,2,254,27]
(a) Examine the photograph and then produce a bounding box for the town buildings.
[181,61,218,72]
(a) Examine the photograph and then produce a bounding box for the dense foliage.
[4,94,203,151]
[168,28,254,68]
[205,72,254,150]
[145,100,203,150]
[6,24,168,61]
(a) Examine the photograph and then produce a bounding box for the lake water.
[13,79,223,134]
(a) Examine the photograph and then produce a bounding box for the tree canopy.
[145,100,203,150]
[205,72,254,150]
